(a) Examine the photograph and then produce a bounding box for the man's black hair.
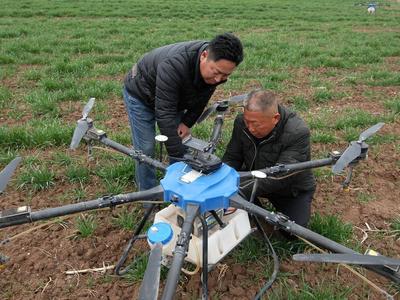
[207,32,244,65]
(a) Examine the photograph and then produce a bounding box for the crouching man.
[222,90,316,228]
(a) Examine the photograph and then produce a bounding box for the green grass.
[363,70,400,86]
[66,165,91,184]
[72,188,87,202]
[112,207,140,231]
[334,109,384,130]
[356,191,376,203]
[309,213,353,246]
[95,158,134,184]
[104,180,129,194]
[384,98,400,114]
[312,168,333,182]
[57,187,87,203]
[76,214,97,238]
[231,235,268,263]
[122,252,149,283]
[313,88,334,103]
[0,120,74,149]
[122,251,168,283]
[0,86,12,109]
[52,152,73,166]
[289,95,310,112]
[269,281,352,300]
[311,131,336,144]
[0,150,19,165]
[18,166,56,191]
[24,154,41,167]
[390,217,400,238]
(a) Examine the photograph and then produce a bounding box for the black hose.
[200,215,208,300]
[253,216,279,299]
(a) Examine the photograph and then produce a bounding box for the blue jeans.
[123,87,157,191]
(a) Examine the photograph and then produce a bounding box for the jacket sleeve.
[222,117,244,170]
[155,58,186,158]
[276,126,311,165]
[253,126,311,196]
[181,94,212,128]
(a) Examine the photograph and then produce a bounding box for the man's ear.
[200,50,208,62]
[273,113,280,125]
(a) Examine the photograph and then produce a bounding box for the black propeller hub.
[216,102,229,112]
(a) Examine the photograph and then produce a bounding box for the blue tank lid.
[147,222,173,245]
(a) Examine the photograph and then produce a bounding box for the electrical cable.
[253,216,280,300]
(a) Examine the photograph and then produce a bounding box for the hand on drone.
[177,123,190,138]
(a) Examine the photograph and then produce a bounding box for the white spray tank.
[155,157,255,271]
[154,205,251,269]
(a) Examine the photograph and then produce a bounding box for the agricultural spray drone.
[1,95,399,300]
[354,1,393,13]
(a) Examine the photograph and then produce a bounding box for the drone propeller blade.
[0,157,22,193]
[197,103,219,124]
[226,93,248,105]
[332,123,384,174]
[82,97,95,119]
[332,142,361,174]
[138,243,163,300]
[70,120,89,150]
[293,253,400,266]
[196,93,248,124]
[359,122,384,142]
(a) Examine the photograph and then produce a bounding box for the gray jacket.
[222,105,316,197]
[124,41,223,157]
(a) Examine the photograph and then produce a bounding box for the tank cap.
[147,222,173,245]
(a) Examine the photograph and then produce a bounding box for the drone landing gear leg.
[115,204,156,275]
[341,165,354,190]
[87,140,93,161]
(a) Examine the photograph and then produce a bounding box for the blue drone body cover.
[161,162,239,213]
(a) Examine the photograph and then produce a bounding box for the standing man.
[123,33,243,191]
[222,90,316,228]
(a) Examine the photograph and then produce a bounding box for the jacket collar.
[193,43,208,87]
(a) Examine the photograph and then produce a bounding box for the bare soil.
[1,68,399,299]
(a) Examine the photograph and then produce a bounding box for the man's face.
[243,109,280,139]
[199,50,237,85]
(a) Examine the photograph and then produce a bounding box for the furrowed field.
[1,0,399,299]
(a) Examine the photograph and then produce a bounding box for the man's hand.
[177,123,190,139]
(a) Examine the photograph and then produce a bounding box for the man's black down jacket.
[222,105,316,197]
[124,41,222,157]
